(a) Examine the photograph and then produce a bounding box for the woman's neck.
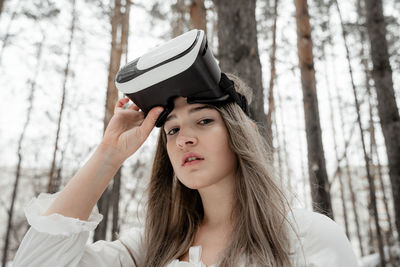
[198,174,236,228]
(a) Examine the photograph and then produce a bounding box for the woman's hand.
[100,97,163,165]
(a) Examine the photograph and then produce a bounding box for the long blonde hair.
[136,73,295,266]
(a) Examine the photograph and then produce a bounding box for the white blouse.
[12,192,360,267]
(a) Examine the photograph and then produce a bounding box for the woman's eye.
[166,119,213,136]
[167,128,179,136]
[199,119,213,125]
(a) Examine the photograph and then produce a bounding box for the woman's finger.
[128,101,140,111]
[137,106,164,139]
[115,97,130,109]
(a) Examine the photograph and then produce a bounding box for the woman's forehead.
[172,96,188,107]
[173,96,220,110]
[165,97,217,122]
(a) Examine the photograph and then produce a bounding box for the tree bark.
[323,49,350,238]
[273,110,283,189]
[111,0,130,242]
[94,0,130,242]
[294,0,333,219]
[189,0,207,32]
[48,0,77,194]
[266,0,279,160]
[277,88,293,196]
[325,21,364,254]
[358,1,395,262]
[171,0,189,37]
[334,1,385,264]
[341,102,365,256]
[364,0,400,244]
[319,0,350,239]
[295,102,309,209]
[366,63,396,266]
[0,0,6,18]
[212,0,268,142]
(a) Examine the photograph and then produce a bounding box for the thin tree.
[365,54,396,265]
[54,114,73,190]
[316,0,351,239]
[364,0,400,244]
[212,0,268,142]
[0,0,6,17]
[357,0,396,263]
[334,1,385,264]
[334,0,385,267]
[48,0,77,193]
[266,0,279,158]
[294,0,333,219]
[338,90,365,256]
[324,12,364,255]
[111,0,131,241]
[189,0,206,32]
[295,102,309,209]
[208,3,217,52]
[94,0,131,242]
[273,110,284,188]
[276,89,293,195]
[1,28,46,267]
[323,46,350,238]
[171,0,190,37]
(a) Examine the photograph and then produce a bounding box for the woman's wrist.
[96,142,126,169]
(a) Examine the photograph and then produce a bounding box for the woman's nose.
[176,130,197,148]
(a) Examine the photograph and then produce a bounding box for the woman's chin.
[179,179,213,190]
[181,181,206,190]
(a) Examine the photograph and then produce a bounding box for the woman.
[13,73,359,267]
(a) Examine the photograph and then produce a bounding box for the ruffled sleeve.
[289,209,360,267]
[12,192,143,267]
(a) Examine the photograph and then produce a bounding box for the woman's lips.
[182,152,204,166]
[183,158,204,166]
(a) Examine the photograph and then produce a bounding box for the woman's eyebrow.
[165,105,215,123]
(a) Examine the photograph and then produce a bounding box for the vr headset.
[115,29,249,127]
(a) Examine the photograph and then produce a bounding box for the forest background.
[0,0,399,266]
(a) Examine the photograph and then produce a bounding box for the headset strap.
[219,72,250,116]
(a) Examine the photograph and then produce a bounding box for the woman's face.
[163,97,237,190]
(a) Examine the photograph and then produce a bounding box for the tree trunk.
[189,0,206,32]
[364,0,400,244]
[111,0,130,242]
[294,0,333,219]
[54,119,73,190]
[171,0,189,37]
[277,88,293,196]
[358,1,395,262]
[273,110,283,188]
[366,65,396,266]
[319,0,350,239]
[325,17,365,255]
[111,169,121,240]
[48,0,77,194]
[342,106,365,256]
[266,0,279,160]
[334,1,385,264]
[295,103,309,208]
[212,0,268,142]
[94,0,130,242]
[0,0,6,18]
[1,29,45,267]
[323,49,350,238]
